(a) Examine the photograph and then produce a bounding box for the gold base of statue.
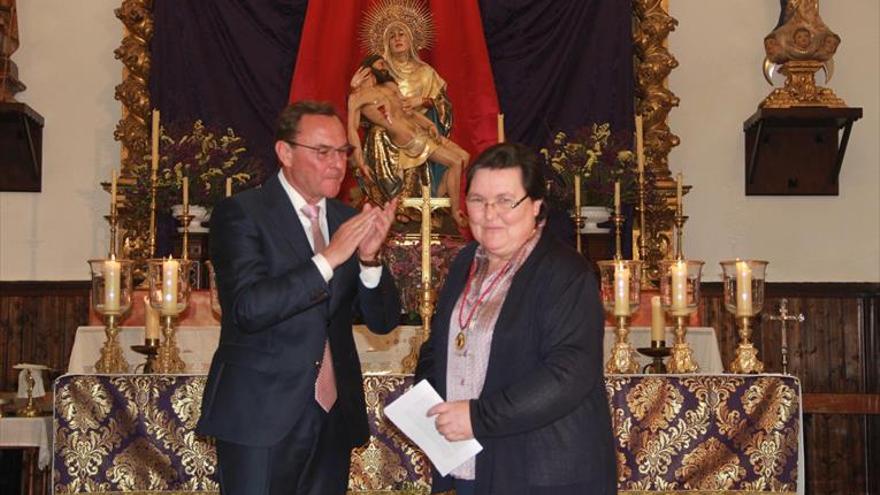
[761,61,847,109]
[605,316,640,374]
[730,316,765,374]
[95,314,131,374]
[155,316,186,373]
[666,315,699,373]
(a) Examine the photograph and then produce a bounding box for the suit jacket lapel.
[262,174,313,263]
[326,200,345,316]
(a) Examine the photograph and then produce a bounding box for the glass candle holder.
[87,258,135,373]
[88,258,135,317]
[597,260,643,317]
[146,258,193,317]
[597,260,642,374]
[659,259,704,373]
[659,259,705,316]
[720,259,770,373]
[146,258,192,373]
[720,260,769,318]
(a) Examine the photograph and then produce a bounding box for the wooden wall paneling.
[0,282,90,392]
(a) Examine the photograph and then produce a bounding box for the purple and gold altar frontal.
[53,374,800,495]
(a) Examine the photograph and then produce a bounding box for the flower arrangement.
[124,120,263,220]
[541,123,637,209]
[156,120,263,209]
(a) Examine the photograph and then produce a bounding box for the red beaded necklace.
[455,257,514,350]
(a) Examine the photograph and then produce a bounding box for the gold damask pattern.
[608,375,800,494]
[55,374,799,494]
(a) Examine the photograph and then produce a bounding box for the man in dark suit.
[197,101,401,495]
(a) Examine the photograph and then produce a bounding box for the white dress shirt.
[277,170,381,288]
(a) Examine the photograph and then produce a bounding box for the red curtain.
[289,0,500,202]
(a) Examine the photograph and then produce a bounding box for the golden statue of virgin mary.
[354,0,457,214]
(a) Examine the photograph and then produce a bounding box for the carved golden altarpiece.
[110,0,684,281]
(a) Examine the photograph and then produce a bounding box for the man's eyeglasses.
[286,141,355,161]
[465,194,529,213]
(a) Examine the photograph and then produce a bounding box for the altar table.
[53,374,800,495]
[68,325,723,375]
[1,415,52,495]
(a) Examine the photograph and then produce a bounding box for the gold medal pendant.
[455,331,466,350]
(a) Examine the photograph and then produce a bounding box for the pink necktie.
[302,204,336,412]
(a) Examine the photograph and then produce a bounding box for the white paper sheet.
[383,379,483,476]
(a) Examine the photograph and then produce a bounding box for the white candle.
[144,295,160,340]
[182,177,189,207]
[676,172,683,210]
[614,181,621,213]
[574,174,581,209]
[225,177,232,197]
[671,260,688,313]
[103,257,121,313]
[162,257,179,314]
[497,113,504,143]
[110,170,117,213]
[151,110,160,176]
[635,116,645,175]
[613,262,630,316]
[736,260,753,317]
[650,295,664,341]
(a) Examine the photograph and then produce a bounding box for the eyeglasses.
[286,141,355,161]
[465,194,529,214]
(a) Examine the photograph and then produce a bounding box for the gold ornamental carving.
[633,0,682,282]
[114,0,153,174]
[761,0,846,108]
[0,0,26,102]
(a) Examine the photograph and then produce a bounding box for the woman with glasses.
[415,143,616,495]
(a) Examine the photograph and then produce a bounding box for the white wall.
[0,0,120,280]
[669,0,880,281]
[1,1,877,281]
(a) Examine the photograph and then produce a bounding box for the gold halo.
[360,0,435,55]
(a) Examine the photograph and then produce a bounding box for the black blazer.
[196,174,400,448]
[416,232,616,494]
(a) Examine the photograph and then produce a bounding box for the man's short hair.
[275,101,337,142]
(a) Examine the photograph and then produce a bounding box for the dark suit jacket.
[416,232,616,494]
[196,174,400,449]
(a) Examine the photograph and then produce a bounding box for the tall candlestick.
[110,170,117,211]
[614,181,621,213]
[497,113,504,143]
[671,260,688,312]
[182,177,189,207]
[676,173,683,211]
[650,295,665,341]
[736,260,753,317]
[103,256,121,313]
[635,116,645,174]
[144,295,160,340]
[151,110,160,174]
[225,177,232,197]
[162,257,179,314]
[613,261,630,316]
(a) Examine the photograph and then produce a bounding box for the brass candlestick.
[668,314,699,373]
[175,206,194,260]
[88,258,135,373]
[636,170,649,285]
[598,259,642,374]
[17,369,41,418]
[131,339,160,374]
[147,258,192,374]
[637,341,672,374]
[660,259,704,373]
[721,260,770,374]
[767,298,804,374]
